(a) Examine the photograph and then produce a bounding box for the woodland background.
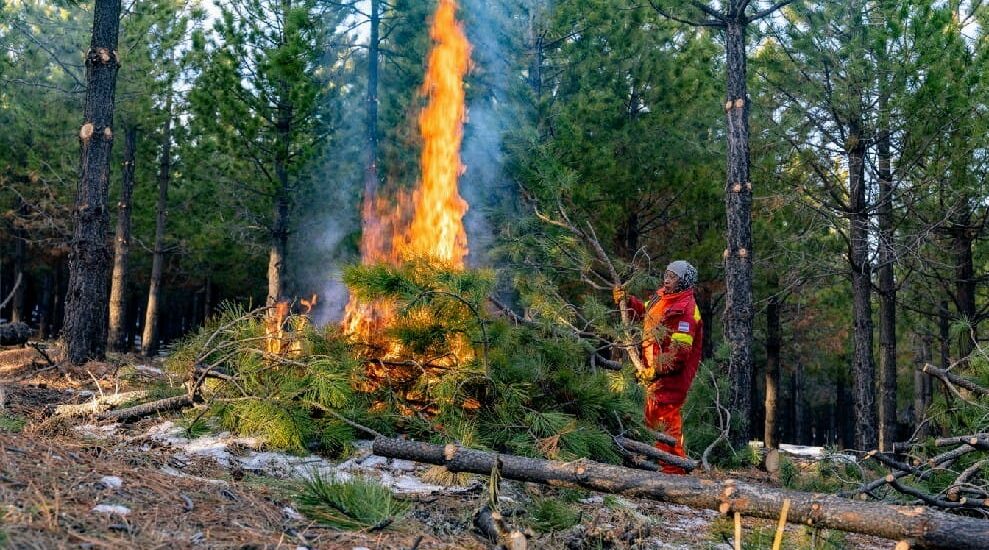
[2,0,989,458]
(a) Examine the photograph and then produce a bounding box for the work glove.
[612,286,627,304]
[635,364,656,385]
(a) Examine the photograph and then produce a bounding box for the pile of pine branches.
[136,260,679,468]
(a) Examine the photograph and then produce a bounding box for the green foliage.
[0,413,26,433]
[177,415,211,439]
[168,303,364,454]
[345,262,641,463]
[527,497,581,533]
[296,474,407,530]
[707,516,848,550]
[780,456,862,495]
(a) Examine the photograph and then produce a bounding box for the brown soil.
[0,345,890,549]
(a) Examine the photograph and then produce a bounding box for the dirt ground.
[0,345,893,549]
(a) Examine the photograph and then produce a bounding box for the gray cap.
[666,260,698,288]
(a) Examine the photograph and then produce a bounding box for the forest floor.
[0,346,892,550]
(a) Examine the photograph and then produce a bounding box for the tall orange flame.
[396,0,470,266]
[343,0,471,347]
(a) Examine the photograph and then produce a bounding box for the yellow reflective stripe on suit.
[671,332,693,346]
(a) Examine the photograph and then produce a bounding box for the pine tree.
[63,0,123,363]
[189,0,335,306]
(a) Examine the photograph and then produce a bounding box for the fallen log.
[615,436,697,472]
[97,394,195,422]
[372,437,989,549]
[52,391,149,418]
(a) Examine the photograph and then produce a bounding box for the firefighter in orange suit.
[613,260,703,474]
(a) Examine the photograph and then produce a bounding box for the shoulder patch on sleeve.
[677,321,691,333]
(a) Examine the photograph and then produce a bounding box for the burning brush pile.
[164,0,644,463]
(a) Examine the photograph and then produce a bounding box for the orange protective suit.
[629,287,703,474]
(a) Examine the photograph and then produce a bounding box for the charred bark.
[877,114,897,452]
[63,0,122,364]
[108,124,136,353]
[848,119,877,451]
[142,95,173,357]
[373,437,989,549]
[724,17,754,448]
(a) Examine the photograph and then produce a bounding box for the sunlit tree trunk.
[142,95,173,356]
[108,125,136,352]
[764,291,782,449]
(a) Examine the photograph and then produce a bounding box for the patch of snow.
[779,444,856,463]
[360,455,388,468]
[352,547,372,550]
[579,496,605,505]
[282,506,304,520]
[92,504,130,515]
[393,475,447,494]
[142,422,477,495]
[390,459,416,471]
[99,476,123,489]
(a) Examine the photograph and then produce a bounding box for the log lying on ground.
[0,322,32,346]
[615,436,697,472]
[96,394,194,422]
[53,391,149,418]
[373,437,989,550]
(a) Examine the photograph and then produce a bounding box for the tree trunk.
[10,201,27,324]
[268,188,290,306]
[268,39,293,306]
[203,273,212,321]
[108,124,136,353]
[877,114,896,452]
[764,292,782,449]
[914,333,932,439]
[790,362,804,444]
[848,119,878,451]
[951,215,976,360]
[63,0,122,364]
[835,374,849,448]
[364,0,380,202]
[142,95,173,357]
[373,438,989,549]
[724,16,754,448]
[38,270,54,339]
